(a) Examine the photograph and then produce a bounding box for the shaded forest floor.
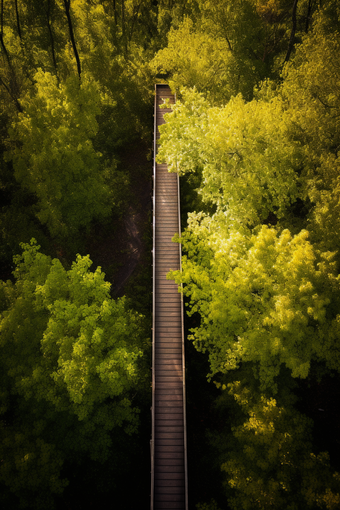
[86,141,153,304]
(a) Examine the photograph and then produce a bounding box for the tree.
[280,7,340,253]
[0,240,145,507]
[171,220,340,389]
[151,18,238,104]
[62,0,81,77]
[218,378,340,510]
[8,70,112,238]
[157,87,300,226]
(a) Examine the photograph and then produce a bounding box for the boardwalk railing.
[151,84,188,510]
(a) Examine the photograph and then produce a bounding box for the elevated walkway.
[151,84,188,510]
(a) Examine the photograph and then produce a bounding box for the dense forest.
[0,1,339,509]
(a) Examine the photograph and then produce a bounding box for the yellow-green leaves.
[8,70,112,237]
[162,12,340,506]
[151,18,237,103]
[178,221,340,388]
[0,240,146,505]
[158,88,300,225]
[1,240,143,422]
[280,9,340,253]
[221,380,340,510]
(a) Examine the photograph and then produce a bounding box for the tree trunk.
[63,0,81,78]
[129,0,142,43]
[47,0,58,76]
[0,0,10,63]
[121,0,127,54]
[0,0,22,111]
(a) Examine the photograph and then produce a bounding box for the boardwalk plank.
[154,367,183,374]
[155,423,184,431]
[155,341,182,348]
[156,308,181,313]
[158,375,183,386]
[155,394,183,401]
[157,381,182,389]
[156,366,183,372]
[156,351,183,358]
[155,487,185,495]
[155,410,184,417]
[156,462,185,471]
[153,503,185,510]
[155,440,184,447]
[156,389,183,396]
[156,307,181,313]
[154,339,182,345]
[154,466,184,475]
[154,477,184,486]
[155,488,185,496]
[154,400,183,408]
[156,425,184,433]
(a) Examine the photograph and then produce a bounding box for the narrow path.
[151,85,188,510]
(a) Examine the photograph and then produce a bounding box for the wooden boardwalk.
[151,85,188,510]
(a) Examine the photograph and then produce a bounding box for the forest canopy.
[0,0,339,509]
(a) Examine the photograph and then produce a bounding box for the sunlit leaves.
[151,18,237,103]
[280,10,340,252]
[160,7,340,393]
[1,240,143,420]
[158,88,300,225]
[0,240,144,503]
[174,221,340,388]
[8,70,112,237]
[221,381,340,510]
[162,8,340,508]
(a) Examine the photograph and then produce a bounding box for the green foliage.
[0,240,144,506]
[0,0,156,257]
[172,220,340,389]
[219,380,340,510]
[196,0,271,99]
[0,0,339,508]
[158,88,300,225]
[152,0,321,103]
[161,6,340,387]
[7,71,112,237]
[279,8,340,253]
[151,18,238,103]
[196,499,222,510]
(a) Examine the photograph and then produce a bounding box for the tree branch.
[305,0,314,33]
[0,0,22,111]
[14,0,21,39]
[0,73,22,111]
[128,0,142,43]
[284,0,299,63]
[113,0,117,26]
[63,0,81,78]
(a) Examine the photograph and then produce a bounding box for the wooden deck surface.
[151,85,188,510]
